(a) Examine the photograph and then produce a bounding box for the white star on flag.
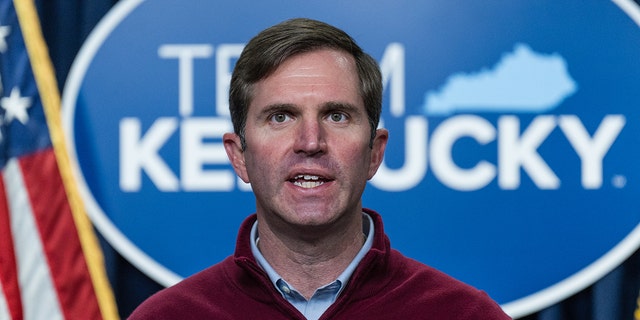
[0,25,10,53]
[1,87,32,124]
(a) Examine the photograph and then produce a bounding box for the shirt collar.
[250,213,375,298]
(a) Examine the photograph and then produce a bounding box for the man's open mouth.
[291,174,327,189]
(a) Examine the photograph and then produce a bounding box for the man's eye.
[271,113,290,123]
[329,113,347,122]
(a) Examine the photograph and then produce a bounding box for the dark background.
[36,1,640,319]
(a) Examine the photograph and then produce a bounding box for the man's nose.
[293,118,327,156]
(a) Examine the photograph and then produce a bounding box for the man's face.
[224,49,387,230]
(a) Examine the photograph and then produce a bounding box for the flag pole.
[13,1,119,319]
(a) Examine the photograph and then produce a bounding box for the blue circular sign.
[62,0,640,317]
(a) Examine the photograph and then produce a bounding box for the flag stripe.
[20,149,102,320]
[0,277,11,320]
[0,177,23,320]
[4,157,64,320]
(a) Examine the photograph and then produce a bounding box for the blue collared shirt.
[250,213,374,320]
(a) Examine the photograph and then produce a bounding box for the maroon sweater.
[129,209,511,319]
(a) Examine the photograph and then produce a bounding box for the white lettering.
[215,44,244,117]
[181,118,235,191]
[558,115,625,189]
[498,116,559,189]
[134,42,626,193]
[372,114,624,192]
[120,117,179,191]
[431,115,496,191]
[158,44,214,117]
[379,43,405,117]
[371,116,427,191]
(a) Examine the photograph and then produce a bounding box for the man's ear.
[223,133,250,183]
[367,128,388,180]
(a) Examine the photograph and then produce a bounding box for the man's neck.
[256,214,365,299]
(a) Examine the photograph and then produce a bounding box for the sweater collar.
[233,208,389,263]
[232,209,392,303]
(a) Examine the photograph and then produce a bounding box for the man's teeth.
[293,175,324,188]
[295,181,324,188]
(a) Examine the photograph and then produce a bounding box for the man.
[129,18,510,319]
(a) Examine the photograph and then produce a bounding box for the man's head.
[229,18,382,149]
[223,18,388,231]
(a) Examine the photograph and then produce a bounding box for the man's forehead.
[268,49,357,78]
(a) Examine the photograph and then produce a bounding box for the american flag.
[0,1,117,319]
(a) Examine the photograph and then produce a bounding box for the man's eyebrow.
[320,102,363,116]
[321,101,359,111]
[255,103,296,118]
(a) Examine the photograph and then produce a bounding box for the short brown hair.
[229,18,382,149]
